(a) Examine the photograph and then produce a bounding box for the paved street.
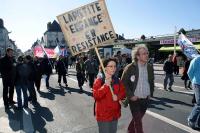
[0,64,200,133]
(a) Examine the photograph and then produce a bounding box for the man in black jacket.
[33,57,43,91]
[0,48,16,109]
[56,55,68,87]
[25,55,37,104]
[163,54,174,91]
[41,55,52,88]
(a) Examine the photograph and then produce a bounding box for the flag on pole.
[60,48,68,57]
[55,38,68,57]
[177,33,199,59]
[39,38,48,58]
[37,38,53,68]
[54,45,60,55]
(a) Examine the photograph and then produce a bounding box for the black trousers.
[88,73,95,88]
[35,74,42,90]
[58,74,67,84]
[2,78,15,106]
[28,81,37,102]
[77,73,85,87]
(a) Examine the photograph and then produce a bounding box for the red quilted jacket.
[93,77,126,121]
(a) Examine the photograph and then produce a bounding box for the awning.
[159,44,200,52]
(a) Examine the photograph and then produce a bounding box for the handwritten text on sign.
[57,0,116,55]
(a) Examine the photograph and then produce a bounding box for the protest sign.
[57,0,116,55]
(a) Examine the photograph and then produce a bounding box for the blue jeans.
[15,84,28,108]
[188,84,200,128]
[164,73,174,89]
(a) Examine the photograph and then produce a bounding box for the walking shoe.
[79,87,83,93]
[37,88,40,91]
[188,86,192,90]
[184,86,188,90]
[80,89,83,93]
[163,88,167,91]
[59,83,61,87]
[168,87,173,92]
[65,84,68,87]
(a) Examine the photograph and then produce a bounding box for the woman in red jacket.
[93,58,126,133]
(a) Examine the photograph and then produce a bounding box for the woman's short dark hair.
[103,57,117,67]
[17,56,24,62]
[25,55,32,61]
[6,47,13,52]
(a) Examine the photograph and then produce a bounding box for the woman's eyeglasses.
[106,65,116,68]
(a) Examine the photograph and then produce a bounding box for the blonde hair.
[132,44,148,62]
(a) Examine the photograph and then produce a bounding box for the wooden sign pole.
[94,47,115,99]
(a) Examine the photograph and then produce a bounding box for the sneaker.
[164,88,167,91]
[37,88,40,91]
[65,84,68,87]
[80,90,83,93]
[168,87,173,92]
[188,86,192,90]
[79,87,83,93]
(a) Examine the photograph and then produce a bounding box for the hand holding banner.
[57,0,117,100]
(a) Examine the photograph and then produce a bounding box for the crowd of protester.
[0,45,199,132]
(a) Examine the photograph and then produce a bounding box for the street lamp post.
[174,26,177,55]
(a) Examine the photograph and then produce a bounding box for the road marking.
[146,110,200,133]
[68,77,197,132]
[68,77,194,95]
[0,97,4,108]
[155,83,194,94]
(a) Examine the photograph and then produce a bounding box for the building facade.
[116,29,200,62]
[43,20,67,48]
[0,19,18,57]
